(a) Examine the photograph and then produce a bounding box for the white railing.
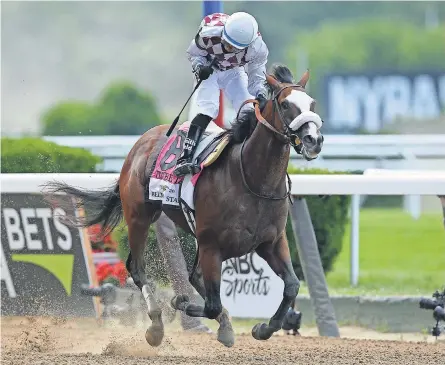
[41,135,445,219]
[41,134,445,219]
[43,134,445,219]
[42,134,445,173]
[2,172,445,286]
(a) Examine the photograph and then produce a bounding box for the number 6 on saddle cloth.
[148,120,231,234]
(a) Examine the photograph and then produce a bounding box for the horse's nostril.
[303,135,315,145]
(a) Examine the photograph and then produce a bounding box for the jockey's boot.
[173,123,206,177]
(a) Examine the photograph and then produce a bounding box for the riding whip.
[166,57,217,137]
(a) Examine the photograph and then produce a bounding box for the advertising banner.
[0,175,286,320]
[220,252,284,318]
[323,71,445,133]
[1,193,98,317]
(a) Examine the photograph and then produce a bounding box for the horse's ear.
[297,69,310,88]
[266,74,280,90]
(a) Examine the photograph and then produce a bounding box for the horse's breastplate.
[202,36,248,71]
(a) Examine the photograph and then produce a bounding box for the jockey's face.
[221,38,244,54]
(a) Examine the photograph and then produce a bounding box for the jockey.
[173,11,269,177]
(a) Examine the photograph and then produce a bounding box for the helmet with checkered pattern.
[222,12,259,50]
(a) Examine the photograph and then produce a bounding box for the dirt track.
[1,316,444,365]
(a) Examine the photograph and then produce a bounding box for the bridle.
[236,83,307,202]
[236,83,307,149]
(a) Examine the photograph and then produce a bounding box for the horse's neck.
[241,123,290,195]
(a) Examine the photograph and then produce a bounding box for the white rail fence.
[43,134,445,173]
[42,134,445,219]
[2,172,445,286]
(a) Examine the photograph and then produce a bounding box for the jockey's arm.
[187,24,212,72]
[245,37,269,98]
[186,36,208,73]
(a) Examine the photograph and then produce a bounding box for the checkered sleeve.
[186,29,209,73]
[245,37,269,97]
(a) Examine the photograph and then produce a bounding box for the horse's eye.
[281,101,289,110]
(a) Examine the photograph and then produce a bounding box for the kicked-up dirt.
[1,316,444,365]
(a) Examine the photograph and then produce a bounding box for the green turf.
[300,208,445,296]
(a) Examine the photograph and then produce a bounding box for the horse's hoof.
[170,294,189,310]
[145,326,164,347]
[251,322,273,341]
[217,325,235,348]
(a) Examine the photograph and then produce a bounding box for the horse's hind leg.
[171,245,234,347]
[252,234,300,341]
[124,199,163,347]
[171,246,222,319]
[189,264,235,347]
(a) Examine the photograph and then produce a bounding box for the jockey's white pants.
[194,66,254,120]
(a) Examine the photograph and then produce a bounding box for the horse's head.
[262,64,324,161]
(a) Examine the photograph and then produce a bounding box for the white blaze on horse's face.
[285,90,323,160]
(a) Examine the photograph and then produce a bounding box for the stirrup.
[173,159,195,176]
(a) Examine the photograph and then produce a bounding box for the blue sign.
[323,71,445,132]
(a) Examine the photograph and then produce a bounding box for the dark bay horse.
[43,64,324,348]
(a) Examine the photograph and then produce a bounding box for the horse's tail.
[42,179,123,237]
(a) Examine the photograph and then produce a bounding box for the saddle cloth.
[147,121,229,234]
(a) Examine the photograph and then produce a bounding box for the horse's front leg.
[171,245,234,347]
[252,234,300,340]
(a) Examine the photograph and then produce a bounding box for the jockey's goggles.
[221,38,244,54]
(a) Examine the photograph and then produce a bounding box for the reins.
[236,99,290,144]
[239,136,293,202]
[235,84,305,203]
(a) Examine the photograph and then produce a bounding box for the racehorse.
[42,63,324,348]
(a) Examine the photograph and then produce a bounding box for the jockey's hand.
[196,65,214,81]
[256,93,268,111]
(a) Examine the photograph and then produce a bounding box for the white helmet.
[222,12,259,50]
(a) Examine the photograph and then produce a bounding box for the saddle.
[146,120,231,234]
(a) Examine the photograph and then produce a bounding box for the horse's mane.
[227,63,295,144]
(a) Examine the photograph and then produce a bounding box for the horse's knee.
[205,301,222,320]
[284,277,300,301]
